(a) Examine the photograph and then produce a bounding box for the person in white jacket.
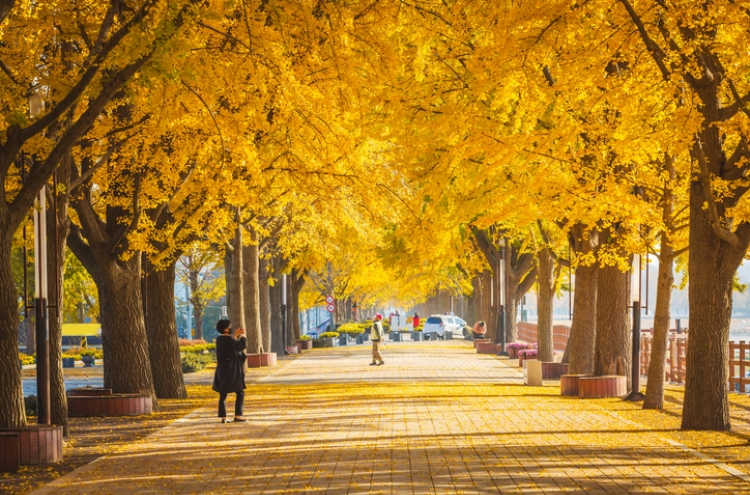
[370,314,385,366]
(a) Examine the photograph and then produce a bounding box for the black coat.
[212,334,247,393]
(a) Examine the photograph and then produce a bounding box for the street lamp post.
[624,254,645,402]
[497,242,509,357]
[282,274,288,355]
[34,188,51,424]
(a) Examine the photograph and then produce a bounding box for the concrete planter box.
[313,337,335,348]
[339,336,348,346]
[411,332,423,341]
[356,335,364,345]
[390,332,403,342]
[444,331,453,340]
[61,358,75,368]
[362,333,370,342]
[295,340,313,350]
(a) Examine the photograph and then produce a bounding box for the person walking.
[370,313,385,366]
[412,312,420,329]
[212,319,247,423]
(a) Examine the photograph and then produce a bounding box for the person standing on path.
[212,319,247,423]
[412,312,420,329]
[370,314,385,366]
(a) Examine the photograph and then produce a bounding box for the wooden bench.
[0,425,63,466]
[67,394,152,417]
[475,341,499,354]
[0,432,19,472]
[246,352,277,368]
[542,362,569,380]
[578,375,627,398]
[560,374,593,396]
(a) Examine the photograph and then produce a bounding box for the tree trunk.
[682,179,745,430]
[291,268,305,340]
[98,259,158,404]
[483,270,496,341]
[193,305,204,341]
[145,261,187,399]
[537,247,555,363]
[242,229,262,354]
[643,243,674,409]
[259,257,271,352]
[0,232,26,428]
[224,222,245,330]
[563,226,598,374]
[593,262,631,390]
[270,258,284,356]
[47,164,71,435]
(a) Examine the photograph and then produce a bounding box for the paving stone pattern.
[29,341,750,494]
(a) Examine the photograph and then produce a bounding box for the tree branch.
[695,139,742,247]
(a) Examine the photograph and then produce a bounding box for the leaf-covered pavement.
[11,341,750,494]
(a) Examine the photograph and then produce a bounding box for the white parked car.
[422,315,468,339]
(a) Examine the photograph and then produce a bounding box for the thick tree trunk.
[643,244,674,409]
[564,264,598,373]
[269,258,284,356]
[537,247,555,363]
[682,181,744,430]
[224,223,245,330]
[98,259,157,404]
[291,269,304,340]
[259,257,271,352]
[563,226,598,373]
[483,270,496,341]
[0,233,26,428]
[242,230,263,354]
[593,262,631,390]
[47,165,71,435]
[145,261,187,399]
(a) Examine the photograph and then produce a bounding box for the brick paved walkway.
[29,341,750,494]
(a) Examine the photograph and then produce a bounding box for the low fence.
[516,322,570,352]
[518,323,750,391]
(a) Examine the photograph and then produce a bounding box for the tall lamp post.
[282,274,289,355]
[624,254,645,402]
[34,188,51,424]
[496,241,509,357]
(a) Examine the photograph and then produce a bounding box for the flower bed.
[518,349,538,367]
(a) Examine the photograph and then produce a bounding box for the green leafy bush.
[25,395,37,416]
[337,323,363,334]
[319,331,340,338]
[181,352,214,373]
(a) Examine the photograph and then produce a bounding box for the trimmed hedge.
[181,353,214,373]
[319,331,340,338]
[337,323,364,334]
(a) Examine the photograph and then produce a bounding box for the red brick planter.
[507,347,519,359]
[473,338,489,348]
[475,341,499,354]
[67,394,152,417]
[0,425,63,466]
[296,340,312,350]
[66,388,112,397]
[246,352,277,368]
[560,374,592,396]
[542,362,569,380]
[578,375,627,398]
[0,432,19,472]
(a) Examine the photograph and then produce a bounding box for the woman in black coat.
[212,319,247,423]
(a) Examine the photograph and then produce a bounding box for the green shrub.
[337,323,363,334]
[319,331,340,338]
[18,353,34,365]
[25,395,37,416]
[298,335,311,341]
[181,352,214,373]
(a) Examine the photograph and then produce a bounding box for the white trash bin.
[524,359,543,386]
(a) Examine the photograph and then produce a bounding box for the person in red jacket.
[412,313,420,329]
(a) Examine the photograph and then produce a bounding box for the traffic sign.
[326,303,336,313]
[325,295,334,304]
